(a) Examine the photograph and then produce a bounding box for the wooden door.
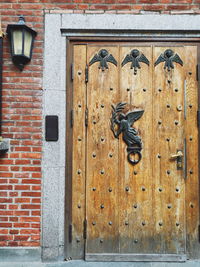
[66,43,200,261]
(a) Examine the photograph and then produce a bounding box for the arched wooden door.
[66,42,200,261]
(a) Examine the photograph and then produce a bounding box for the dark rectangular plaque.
[45,115,58,141]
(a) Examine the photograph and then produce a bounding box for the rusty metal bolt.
[125,186,129,192]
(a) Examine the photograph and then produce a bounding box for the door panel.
[153,47,185,254]
[86,46,120,253]
[119,46,154,253]
[68,43,200,261]
[70,45,87,258]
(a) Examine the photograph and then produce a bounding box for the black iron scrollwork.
[89,49,117,71]
[121,49,149,75]
[111,102,144,165]
[154,49,183,71]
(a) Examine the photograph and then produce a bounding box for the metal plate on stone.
[45,115,59,141]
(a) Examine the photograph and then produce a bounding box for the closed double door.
[66,43,200,261]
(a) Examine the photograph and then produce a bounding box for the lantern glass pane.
[24,31,32,58]
[13,30,23,55]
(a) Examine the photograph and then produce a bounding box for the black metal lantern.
[6,16,37,71]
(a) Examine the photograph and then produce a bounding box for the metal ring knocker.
[127,147,142,165]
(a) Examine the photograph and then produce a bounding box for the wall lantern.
[6,16,37,71]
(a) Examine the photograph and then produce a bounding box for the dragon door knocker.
[111,102,144,165]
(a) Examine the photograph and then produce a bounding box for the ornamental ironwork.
[121,49,149,75]
[89,49,117,71]
[154,49,183,71]
[111,102,144,165]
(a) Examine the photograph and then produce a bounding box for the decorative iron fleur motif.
[154,49,183,71]
[89,49,117,71]
[121,49,149,75]
[111,102,144,165]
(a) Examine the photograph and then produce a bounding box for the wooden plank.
[184,46,200,259]
[70,44,87,259]
[85,253,187,262]
[86,45,120,253]
[118,46,154,253]
[153,46,186,254]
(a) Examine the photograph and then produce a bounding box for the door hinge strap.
[197,110,200,128]
[184,138,187,180]
[199,225,200,242]
[83,219,87,239]
[197,64,199,81]
[85,108,88,127]
[70,110,74,128]
[85,64,89,83]
[69,224,72,243]
[71,63,74,81]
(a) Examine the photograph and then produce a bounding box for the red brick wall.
[0,0,199,248]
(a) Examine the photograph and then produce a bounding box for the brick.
[22,179,41,184]
[20,229,40,235]
[0,173,13,178]
[21,205,40,210]
[0,235,13,241]
[0,192,7,197]
[167,4,191,9]
[15,160,31,165]
[143,4,166,10]
[20,217,40,222]
[14,211,29,216]
[0,185,12,190]
[15,198,31,203]
[22,167,41,172]
[0,211,13,216]
[8,241,18,246]
[9,192,18,197]
[0,198,12,203]
[32,211,41,216]
[0,179,8,184]
[31,223,40,228]
[13,223,30,228]
[9,229,19,235]
[0,223,12,228]
[0,217,8,222]
[31,235,40,240]
[9,217,19,222]
[9,205,18,210]
[19,241,40,246]
[0,230,8,234]
[15,185,30,190]
[14,235,30,241]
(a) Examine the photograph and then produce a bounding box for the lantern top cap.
[18,16,25,25]
[6,15,37,37]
